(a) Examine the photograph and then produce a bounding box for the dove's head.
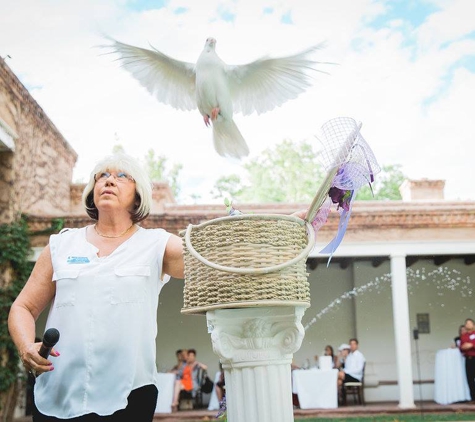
[205,37,216,49]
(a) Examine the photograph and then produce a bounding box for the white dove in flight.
[108,37,328,159]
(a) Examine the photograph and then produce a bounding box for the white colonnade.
[310,239,475,408]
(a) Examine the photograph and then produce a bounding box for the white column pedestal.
[390,254,416,409]
[206,306,307,422]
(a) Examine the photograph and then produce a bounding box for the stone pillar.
[390,254,416,408]
[206,306,307,422]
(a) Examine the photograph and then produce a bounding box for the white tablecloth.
[208,371,223,411]
[292,369,338,409]
[155,373,176,413]
[434,348,470,405]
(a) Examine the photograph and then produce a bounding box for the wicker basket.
[180,118,363,315]
[179,163,340,315]
[180,168,337,314]
[181,214,315,314]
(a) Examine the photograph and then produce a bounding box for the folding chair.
[342,363,365,405]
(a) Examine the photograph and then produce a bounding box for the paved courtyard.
[15,401,475,422]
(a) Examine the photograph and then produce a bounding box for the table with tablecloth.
[155,373,176,413]
[292,368,339,409]
[434,348,470,405]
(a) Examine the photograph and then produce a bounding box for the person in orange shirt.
[172,349,207,411]
[169,349,188,374]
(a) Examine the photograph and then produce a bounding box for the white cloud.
[416,0,475,49]
[0,0,474,202]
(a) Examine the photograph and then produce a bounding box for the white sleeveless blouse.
[34,226,171,418]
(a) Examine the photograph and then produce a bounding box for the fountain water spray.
[304,266,471,331]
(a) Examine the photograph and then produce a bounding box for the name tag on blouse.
[67,256,90,264]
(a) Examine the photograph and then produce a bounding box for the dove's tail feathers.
[212,119,249,159]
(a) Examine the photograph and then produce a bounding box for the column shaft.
[390,254,416,408]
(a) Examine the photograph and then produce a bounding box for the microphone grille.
[43,328,60,347]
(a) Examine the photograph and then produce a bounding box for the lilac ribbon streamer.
[311,197,332,238]
[319,195,355,266]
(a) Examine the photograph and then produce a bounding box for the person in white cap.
[337,343,350,369]
[338,338,366,387]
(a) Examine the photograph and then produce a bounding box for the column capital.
[390,252,407,259]
[206,306,306,367]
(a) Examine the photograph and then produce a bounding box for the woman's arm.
[163,209,308,281]
[333,355,340,368]
[163,234,185,279]
[8,245,57,374]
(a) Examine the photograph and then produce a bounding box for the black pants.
[33,385,158,422]
[343,373,359,383]
[466,356,475,401]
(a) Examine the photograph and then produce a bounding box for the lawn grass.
[295,413,475,422]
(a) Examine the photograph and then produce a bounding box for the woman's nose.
[104,175,116,185]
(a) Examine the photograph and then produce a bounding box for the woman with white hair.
[8,153,184,421]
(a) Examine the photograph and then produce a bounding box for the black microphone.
[39,328,60,359]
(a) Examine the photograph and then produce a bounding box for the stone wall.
[25,200,475,246]
[0,57,77,224]
[0,150,13,222]
[69,181,176,216]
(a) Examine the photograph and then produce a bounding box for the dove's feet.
[211,107,220,120]
[203,108,220,126]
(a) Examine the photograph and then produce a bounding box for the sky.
[1,0,474,203]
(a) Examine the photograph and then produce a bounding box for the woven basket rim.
[183,217,314,275]
[181,299,311,315]
[182,213,307,232]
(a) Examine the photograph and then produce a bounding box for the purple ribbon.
[319,194,355,266]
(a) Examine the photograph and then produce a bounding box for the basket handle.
[304,166,339,223]
[305,121,363,223]
[184,221,315,275]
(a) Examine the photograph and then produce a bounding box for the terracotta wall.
[0,57,77,224]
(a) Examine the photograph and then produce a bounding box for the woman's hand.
[20,341,59,376]
[461,342,473,350]
[291,209,308,220]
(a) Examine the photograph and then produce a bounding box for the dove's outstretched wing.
[226,43,327,116]
[109,39,197,111]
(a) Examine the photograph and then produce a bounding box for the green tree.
[0,218,34,420]
[215,140,325,203]
[211,174,244,200]
[111,143,125,154]
[356,164,406,200]
[143,149,183,199]
[109,146,183,199]
[213,140,406,203]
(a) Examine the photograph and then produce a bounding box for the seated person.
[324,345,339,368]
[169,349,187,374]
[291,360,300,371]
[314,345,338,369]
[338,338,365,388]
[172,348,208,410]
[216,363,226,403]
[336,343,350,369]
[453,324,467,348]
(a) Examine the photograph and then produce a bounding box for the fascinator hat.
[306,117,381,263]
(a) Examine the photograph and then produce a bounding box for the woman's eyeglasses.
[94,171,135,183]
